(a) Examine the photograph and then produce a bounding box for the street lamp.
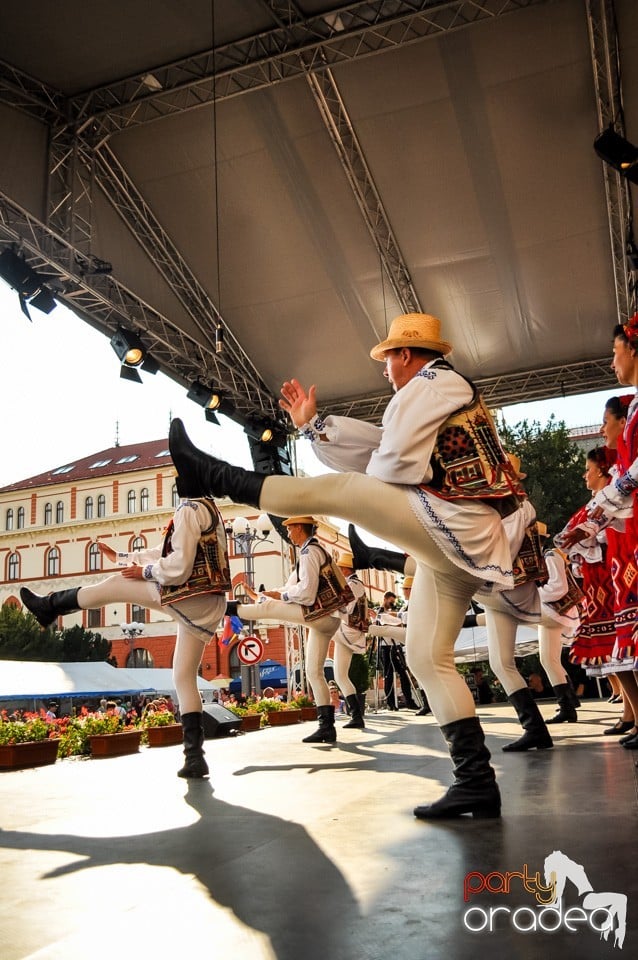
[121,621,145,645]
[226,513,272,595]
[225,514,273,695]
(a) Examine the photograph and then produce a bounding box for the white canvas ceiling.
[0,0,636,425]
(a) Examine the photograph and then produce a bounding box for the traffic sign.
[237,635,265,665]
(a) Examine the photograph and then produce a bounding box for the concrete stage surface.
[1,699,636,960]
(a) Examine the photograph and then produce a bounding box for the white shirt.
[280,537,325,606]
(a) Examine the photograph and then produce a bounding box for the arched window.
[97,494,106,517]
[7,552,20,580]
[47,547,60,577]
[127,490,137,513]
[172,483,179,508]
[88,543,101,571]
[17,506,25,529]
[5,508,14,531]
[84,496,94,520]
[127,647,154,668]
[56,501,64,523]
[140,487,149,512]
[44,502,52,525]
[131,535,146,552]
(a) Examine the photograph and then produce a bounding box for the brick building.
[0,437,396,689]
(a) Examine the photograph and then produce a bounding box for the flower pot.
[146,724,183,747]
[300,706,318,721]
[267,709,302,726]
[0,738,59,770]
[89,730,142,758]
[239,714,262,733]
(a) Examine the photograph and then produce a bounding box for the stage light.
[244,415,284,444]
[0,248,58,320]
[110,326,158,376]
[119,365,143,384]
[594,126,638,185]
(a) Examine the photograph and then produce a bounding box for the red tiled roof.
[0,439,173,493]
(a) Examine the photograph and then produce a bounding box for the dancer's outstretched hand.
[279,378,317,428]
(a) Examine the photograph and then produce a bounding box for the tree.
[499,415,587,535]
[0,605,62,660]
[0,606,111,662]
[60,624,112,662]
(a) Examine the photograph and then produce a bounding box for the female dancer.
[21,497,229,778]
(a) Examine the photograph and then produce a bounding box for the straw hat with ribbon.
[282,515,317,527]
[337,550,354,568]
[370,313,452,361]
[506,452,527,480]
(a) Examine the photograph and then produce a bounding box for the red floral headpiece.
[623,311,638,341]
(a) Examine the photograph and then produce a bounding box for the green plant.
[225,704,249,717]
[254,698,285,714]
[290,693,315,708]
[0,709,56,745]
[140,707,178,728]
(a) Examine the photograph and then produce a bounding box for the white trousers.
[260,473,481,724]
[483,602,567,695]
[78,576,225,714]
[237,600,339,706]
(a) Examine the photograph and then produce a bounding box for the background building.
[0,437,396,692]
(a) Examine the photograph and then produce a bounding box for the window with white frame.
[56,501,64,523]
[140,487,149,512]
[5,508,13,531]
[8,552,20,580]
[88,542,101,571]
[97,494,106,517]
[47,547,60,576]
[17,506,25,529]
[44,502,52,525]
[127,490,137,513]
[85,496,94,519]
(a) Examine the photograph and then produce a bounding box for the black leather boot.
[502,687,554,751]
[169,418,266,505]
[546,683,578,724]
[226,601,239,617]
[343,694,365,729]
[177,711,209,778]
[414,717,501,819]
[348,524,406,573]
[20,587,80,628]
[302,704,337,743]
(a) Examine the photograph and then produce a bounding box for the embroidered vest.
[346,576,369,632]
[160,498,231,605]
[421,361,525,513]
[541,548,585,616]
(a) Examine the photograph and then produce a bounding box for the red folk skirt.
[608,516,638,659]
[569,556,616,666]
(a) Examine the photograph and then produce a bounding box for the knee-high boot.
[414,717,501,819]
[502,688,554,751]
[348,524,406,573]
[302,705,337,743]
[177,712,209,778]
[343,694,365,729]
[169,419,265,503]
[546,683,578,724]
[20,586,80,629]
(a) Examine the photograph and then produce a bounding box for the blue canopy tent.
[228,659,287,694]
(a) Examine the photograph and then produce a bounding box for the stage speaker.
[202,703,241,739]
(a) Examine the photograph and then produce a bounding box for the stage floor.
[1,698,636,960]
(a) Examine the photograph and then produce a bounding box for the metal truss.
[69,0,552,138]
[0,58,64,125]
[586,0,635,320]
[0,191,280,420]
[326,357,617,423]
[306,64,420,313]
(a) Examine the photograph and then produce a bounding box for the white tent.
[0,661,154,702]
[123,669,218,704]
[368,623,543,664]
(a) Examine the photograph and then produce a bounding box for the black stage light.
[110,326,158,375]
[119,365,143,384]
[594,127,638,185]
[244,415,285,444]
[0,248,58,320]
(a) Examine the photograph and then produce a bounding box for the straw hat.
[370,313,452,361]
[536,521,549,538]
[403,576,414,588]
[282,515,317,527]
[337,550,354,568]
[506,452,527,480]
